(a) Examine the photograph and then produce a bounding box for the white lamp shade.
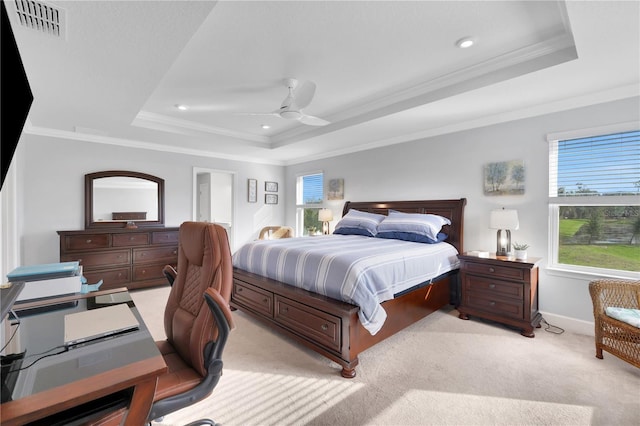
[318,208,334,222]
[489,209,519,230]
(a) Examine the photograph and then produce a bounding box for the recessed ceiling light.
[456,37,476,49]
[175,104,188,111]
[261,124,271,130]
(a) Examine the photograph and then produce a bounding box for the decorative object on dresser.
[232,198,466,378]
[457,253,542,337]
[58,227,179,291]
[512,242,529,260]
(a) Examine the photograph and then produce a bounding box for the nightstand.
[457,253,542,337]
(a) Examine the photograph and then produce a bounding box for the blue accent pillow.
[376,231,448,244]
[377,211,451,241]
[333,209,386,237]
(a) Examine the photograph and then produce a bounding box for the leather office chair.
[148,221,235,425]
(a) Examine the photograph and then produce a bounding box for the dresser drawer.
[274,296,341,352]
[464,261,525,281]
[112,233,149,247]
[64,234,110,251]
[133,246,178,264]
[83,267,130,286]
[232,281,273,316]
[64,250,131,268]
[133,264,167,281]
[463,291,524,320]
[464,275,523,300]
[152,231,179,245]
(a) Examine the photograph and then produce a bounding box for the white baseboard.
[539,311,595,336]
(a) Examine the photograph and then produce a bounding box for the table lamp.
[319,208,333,235]
[489,208,519,256]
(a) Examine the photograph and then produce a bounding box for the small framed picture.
[265,181,278,192]
[265,194,278,205]
[248,179,257,203]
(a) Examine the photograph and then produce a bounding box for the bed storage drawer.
[274,296,341,352]
[233,280,273,316]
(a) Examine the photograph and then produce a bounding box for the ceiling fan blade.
[293,80,316,109]
[234,111,280,117]
[298,114,330,126]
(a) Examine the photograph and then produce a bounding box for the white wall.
[10,97,639,333]
[15,134,286,263]
[285,97,640,333]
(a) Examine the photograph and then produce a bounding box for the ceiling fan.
[241,78,330,126]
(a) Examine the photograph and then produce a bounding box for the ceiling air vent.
[14,0,65,38]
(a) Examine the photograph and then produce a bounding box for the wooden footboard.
[231,267,456,378]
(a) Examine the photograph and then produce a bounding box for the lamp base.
[322,221,330,235]
[496,229,512,256]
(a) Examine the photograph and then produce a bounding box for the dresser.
[58,227,179,291]
[457,253,542,337]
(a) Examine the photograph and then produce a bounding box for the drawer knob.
[488,267,495,273]
[237,287,243,292]
[141,270,146,274]
[173,250,177,255]
[86,239,92,244]
[263,298,268,304]
[130,236,135,241]
[321,324,328,331]
[282,307,288,313]
[489,283,496,289]
[489,301,496,306]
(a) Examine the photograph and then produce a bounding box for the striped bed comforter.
[232,234,460,335]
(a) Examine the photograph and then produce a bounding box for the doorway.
[193,168,235,251]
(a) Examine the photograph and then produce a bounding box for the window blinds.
[549,130,640,198]
[302,173,323,204]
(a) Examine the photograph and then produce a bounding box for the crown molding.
[21,123,284,165]
[133,111,271,145]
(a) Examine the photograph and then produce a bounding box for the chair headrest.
[180,222,207,266]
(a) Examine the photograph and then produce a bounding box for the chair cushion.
[605,307,640,328]
[154,340,204,401]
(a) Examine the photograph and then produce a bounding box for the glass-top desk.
[1,288,167,425]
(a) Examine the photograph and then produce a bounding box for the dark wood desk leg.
[123,377,158,426]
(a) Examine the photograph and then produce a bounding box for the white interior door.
[193,168,235,251]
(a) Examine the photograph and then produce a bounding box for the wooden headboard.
[342,198,467,254]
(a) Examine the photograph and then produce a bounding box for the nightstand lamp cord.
[540,317,565,334]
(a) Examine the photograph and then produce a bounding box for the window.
[548,127,640,277]
[296,172,323,236]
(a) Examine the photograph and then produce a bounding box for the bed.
[231,198,466,378]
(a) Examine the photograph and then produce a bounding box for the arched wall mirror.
[85,170,165,229]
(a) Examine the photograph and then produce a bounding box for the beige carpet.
[131,286,640,426]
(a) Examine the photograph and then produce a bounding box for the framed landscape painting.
[484,160,525,196]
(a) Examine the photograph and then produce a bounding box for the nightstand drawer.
[463,291,524,320]
[464,275,524,300]
[464,261,525,280]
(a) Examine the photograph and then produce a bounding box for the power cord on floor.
[541,317,565,334]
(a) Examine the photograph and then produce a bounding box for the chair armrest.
[163,265,177,286]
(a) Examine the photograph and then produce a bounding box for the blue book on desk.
[7,261,80,282]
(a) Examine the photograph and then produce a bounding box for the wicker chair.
[258,226,294,240]
[589,279,640,368]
